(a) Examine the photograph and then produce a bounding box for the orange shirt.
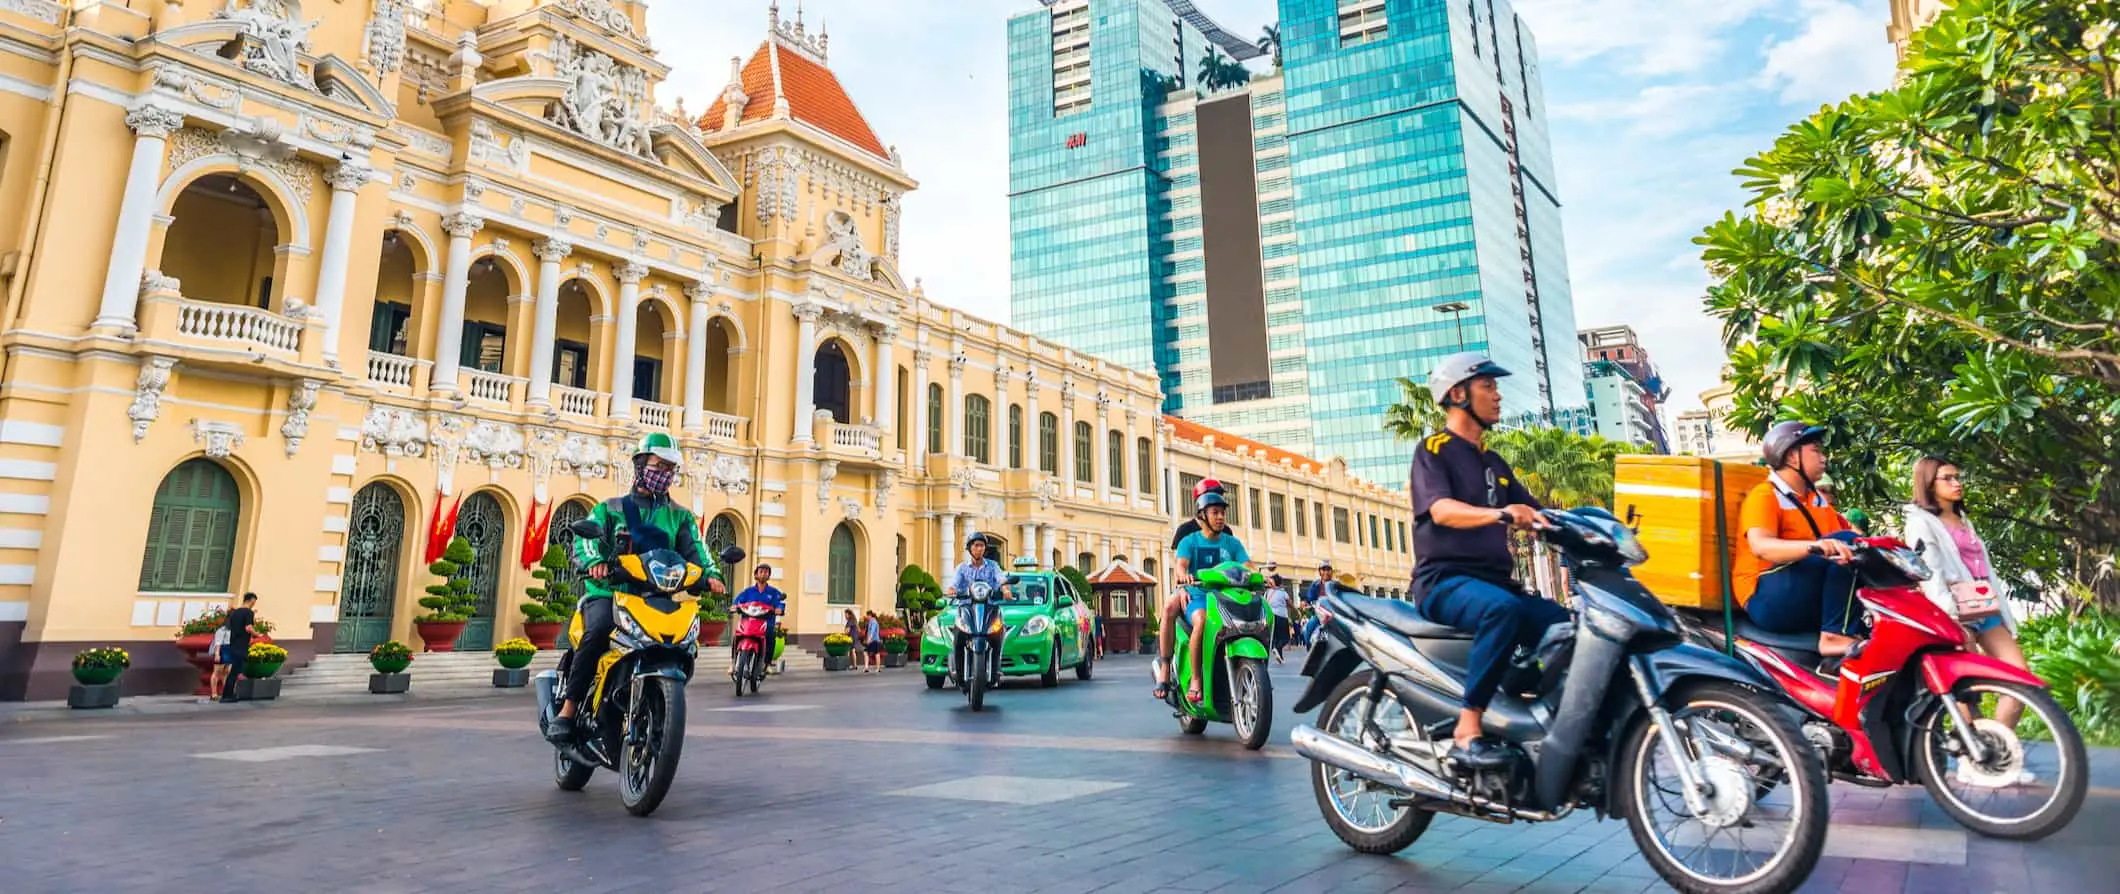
[1732,474,1849,606]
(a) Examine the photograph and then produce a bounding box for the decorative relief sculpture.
[468,119,528,169]
[1036,478,1060,509]
[364,0,408,76]
[127,357,177,443]
[881,192,902,260]
[874,470,895,510]
[708,454,752,495]
[952,466,979,498]
[526,427,560,503]
[816,459,839,511]
[819,210,873,281]
[556,433,612,479]
[214,0,319,91]
[279,379,321,457]
[461,419,526,472]
[840,497,863,521]
[539,35,653,158]
[190,419,246,459]
[427,412,468,494]
[125,105,186,139]
[359,405,428,457]
[564,0,637,38]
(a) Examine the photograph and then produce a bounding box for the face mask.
[636,463,676,496]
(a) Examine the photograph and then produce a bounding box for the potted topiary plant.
[68,647,129,709]
[698,596,729,648]
[882,632,908,668]
[368,640,413,694]
[417,535,481,652]
[520,544,576,650]
[821,633,854,671]
[237,642,289,701]
[1139,612,1159,654]
[493,637,536,688]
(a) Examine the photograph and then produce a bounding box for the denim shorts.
[1183,586,1209,618]
[1964,614,2006,636]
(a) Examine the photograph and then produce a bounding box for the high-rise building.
[1579,325,1669,451]
[1582,361,1662,449]
[1007,0,1581,486]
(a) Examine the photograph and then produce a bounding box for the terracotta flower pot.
[700,620,728,647]
[415,620,467,652]
[522,621,564,650]
[174,632,216,696]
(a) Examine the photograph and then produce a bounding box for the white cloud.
[1551,84,1740,138]
[1757,0,1898,107]
[1512,0,1776,75]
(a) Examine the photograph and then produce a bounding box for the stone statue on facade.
[216,0,318,90]
[819,210,872,280]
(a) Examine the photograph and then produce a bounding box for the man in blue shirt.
[945,532,1010,600]
[729,563,785,675]
[1161,491,1253,704]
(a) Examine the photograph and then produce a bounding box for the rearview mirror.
[1057,595,1075,608]
[719,546,748,567]
[569,519,604,540]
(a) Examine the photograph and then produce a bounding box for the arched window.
[704,513,742,561]
[1106,430,1125,489]
[1076,552,1096,573]
[140,459,241,593]
[827,523,859,605]
[926,383,944,455]
[1136,437,1155,493]
[1008,404,1024,469]
[1038,412,1059,474]
[965,394,992,464]
[1073,421,1093,482]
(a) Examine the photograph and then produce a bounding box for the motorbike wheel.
[1231,657,1272,751]
[733,652,750,698]
[1310,673,1432,854]
[747,669,759,696]
[925,674,946,690]
[618,677,687,817]
[1041,645,1060,688]
[1913,679,2086,840]
[968,651,989,711]
[1177,709,1208,735]
[1615,680,1827,894]
[554,743,596,791]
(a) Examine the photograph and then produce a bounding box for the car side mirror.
[1057,595,1074,608]
[719,546,747,567]
[569,519,604,540]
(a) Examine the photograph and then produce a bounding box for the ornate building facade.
[1887,0,1946,57]
[0,1,1411,700]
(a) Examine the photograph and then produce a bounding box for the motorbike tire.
[1232,656,1272,751]
[926,674,946,690]
[1041,645,1060,688]
[733,652,750,698]
[618,676,687,817]
[969,651,989,712]
[1309,673,1432,855]
[747,670,759,696]
[554,743,596,792]
[1913,679,2087,841]
[1176,711,1208,735]
[1615,680,1826,894]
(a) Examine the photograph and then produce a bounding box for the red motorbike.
[1685,536,2085,839]
[729,601,781,697]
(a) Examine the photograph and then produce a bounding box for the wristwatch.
[1496,509,1510,526]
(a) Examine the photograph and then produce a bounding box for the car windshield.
[999,576,1050,605]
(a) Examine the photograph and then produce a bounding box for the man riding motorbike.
[1158,490,1255,703]
[546,432,723,743]
[730,563,786,677]
[1409,352,1571,770]
[1735,421,1863,659]
[944,532,1010,601]
[1171,478,1230,549]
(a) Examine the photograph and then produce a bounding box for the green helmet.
[634,432,681,466]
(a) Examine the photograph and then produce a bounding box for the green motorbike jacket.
[574,493,720,600]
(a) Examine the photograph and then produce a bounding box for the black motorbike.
[945,582,1005,711]
[1291,508,1828,894]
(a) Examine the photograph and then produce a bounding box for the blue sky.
[647,1,1898,414]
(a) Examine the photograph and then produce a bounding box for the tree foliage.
[519,543,578,623]
[1381,376,1447,448]
[1257,25,1284,70]
[1696,0,2120,606]
[420,536,480,622]
[1486,427,1638,511]
[1196,49,1252,93]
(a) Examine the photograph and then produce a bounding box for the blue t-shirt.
[1176,530,1250,583]
[733,584,784,611]
[950,559,1006,596]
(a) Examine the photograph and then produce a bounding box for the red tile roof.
[1085,560,1156,587]
[1162,415,1324,475]
[699,40,889,160]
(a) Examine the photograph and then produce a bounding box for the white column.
[1060,382,1077,484]
[1042,526,1058,568]
[1024,374,1041,471]
[311,165,370,364]
[430,213,483,395]
[874,324,898,435]
[1125,410,1139,497]
[1020,522,1037,565]
[526,239,572,408]
[939,513,957,576]
[682,281,710,432]
[1095,401,1111,490]
[95,104,187,331]
[911,348,931,469]
[609,263,647,419]
[946,357,964,457]
[790,302,822,443]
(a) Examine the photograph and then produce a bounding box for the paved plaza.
[2,655,2115,893]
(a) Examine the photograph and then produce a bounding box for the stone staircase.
[277,642,824,697]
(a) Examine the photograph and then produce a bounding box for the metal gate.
[453,492,506,651]
[546,499,592,607]
[704,513,740,565]
[335,483,405,653]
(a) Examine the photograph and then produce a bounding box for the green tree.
[1486,426,1636,510]
[1059,565,1095,609]
[1381,376,1447,445]
[520,543,578,624]
[420,536,480,622]
[897,563,943,627]
[1695,0,2120,607]
[1197,48,1228,91]
[1257,25,1283,70]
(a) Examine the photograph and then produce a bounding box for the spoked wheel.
[1616,681,1827,894]
[1231,656,1272,751]
[618,677,687,817]
[968,651,989,712]
[1309,674,1431,854]
[1914,680,2086,840]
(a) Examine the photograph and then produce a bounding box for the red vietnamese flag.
[520,500,552,569]
[425,492,463,564]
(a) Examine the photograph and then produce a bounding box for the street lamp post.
[1433,301,1470,350]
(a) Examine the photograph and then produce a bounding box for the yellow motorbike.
[534,518,739,816]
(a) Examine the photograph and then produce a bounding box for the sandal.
[1187,684,1204,705]
[1152,682,1170,700]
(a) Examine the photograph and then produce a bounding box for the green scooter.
[1166,561,1275,750]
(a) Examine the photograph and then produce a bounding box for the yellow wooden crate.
[1612,456,1765,609]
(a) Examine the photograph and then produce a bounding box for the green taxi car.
[921,568,1095,689]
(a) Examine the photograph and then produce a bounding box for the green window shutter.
[139,460,241,593]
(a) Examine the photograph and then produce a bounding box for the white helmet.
[1425,352,1513,406]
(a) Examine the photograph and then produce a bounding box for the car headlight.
[1023,616,1051,636]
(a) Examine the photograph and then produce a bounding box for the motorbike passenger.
[730,563,786,677]
[1409,352,1572,770]
[1160,491,1255,705]
[547,432,724,743]
[1735,422,1863,658]
[1170,477,1229,549]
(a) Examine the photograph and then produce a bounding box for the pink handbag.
[1950,579,2001,621]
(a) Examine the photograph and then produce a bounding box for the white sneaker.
[1954,762,2037,787]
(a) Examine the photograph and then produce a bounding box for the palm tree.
[1257,25,1283,70]
[1486,427,1633,510]
[1197,48,1228,91]
[1382,377,1446,443]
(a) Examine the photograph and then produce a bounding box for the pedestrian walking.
[217,593,259,703]
[1093,612,1105,659]
[1265,575,1293,663]
[1904,458,2033,735]
[862,610,883,672]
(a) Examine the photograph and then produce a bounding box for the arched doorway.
[163,174,282,310]
[453,492,507,650]
[544,498,594,604]
[139,458,241,593]
[336,483,406,653]
[827,522,858,606]
[705,317,737,414]
[553,280,595,391]
[369,231,417,361]
[814,341,852,423]
[704,512,743,564]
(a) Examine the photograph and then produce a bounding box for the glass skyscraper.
[1008,0,1579,486]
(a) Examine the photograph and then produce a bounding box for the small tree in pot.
[417,536,480,652]
[520,544,576,650]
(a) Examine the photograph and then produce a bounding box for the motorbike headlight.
[1023,616,1051,636]
[613,607,650,648]
[678,615,701,649]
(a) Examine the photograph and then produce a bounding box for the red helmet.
[1193,478,1226,499]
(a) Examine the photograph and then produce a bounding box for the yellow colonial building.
[0,1,1411,700]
